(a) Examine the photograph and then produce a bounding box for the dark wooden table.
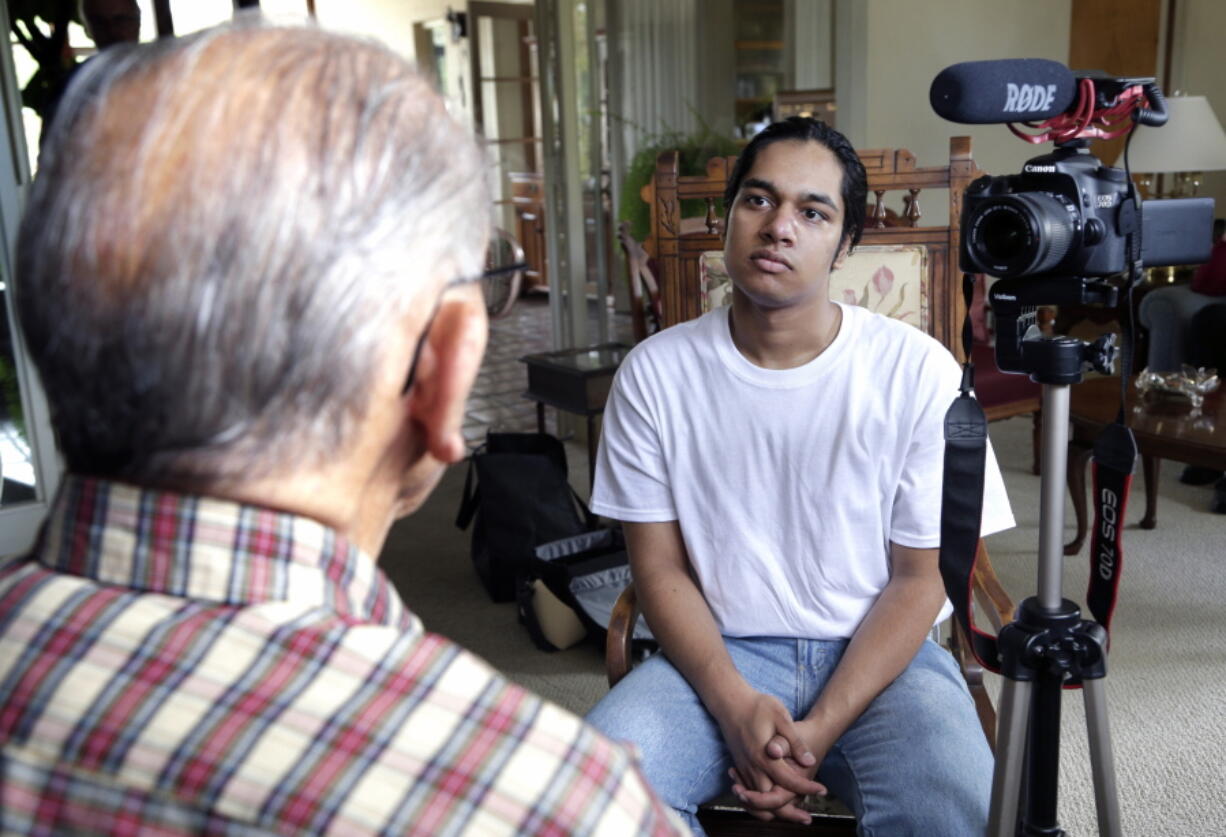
[1065,375,1226,554]
[520,343,630,491]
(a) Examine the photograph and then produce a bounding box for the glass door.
[0,5,59,558]
[469,1,543,284]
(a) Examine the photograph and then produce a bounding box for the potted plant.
[618,121,740,243]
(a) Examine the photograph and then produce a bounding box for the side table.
[521,343,631,491]
[1065,375,1226,554]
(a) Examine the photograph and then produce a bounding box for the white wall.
[314,0,450,60]
[1169,0,1226,220]
[314,1,533,59]
[311,1,534,126]
[837,0,1072,220]
[131,1,452,61]
[790,0,834,90]
[136,0,321,38]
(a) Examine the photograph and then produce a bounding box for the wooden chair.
[509,171,550,294]
[617,220,662,343]
[605,137,1017,833]
[644,140,978,341]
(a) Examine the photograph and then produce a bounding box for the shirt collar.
[32,476,413,630]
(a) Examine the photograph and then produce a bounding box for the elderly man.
[0,21,684,837]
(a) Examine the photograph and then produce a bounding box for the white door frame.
[0,4,61,558]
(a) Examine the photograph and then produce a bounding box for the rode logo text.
[1004,83,1059,114]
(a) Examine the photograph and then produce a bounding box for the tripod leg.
[989,676,1033,837]
[1082,678,1122,837]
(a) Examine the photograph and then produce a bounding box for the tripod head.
[986,276,1120,385]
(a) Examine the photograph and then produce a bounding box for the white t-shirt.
[591,303,1015,639]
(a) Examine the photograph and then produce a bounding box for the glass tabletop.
[1071,375,1224,450]
[521,343,630,375]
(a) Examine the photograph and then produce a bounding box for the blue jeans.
[586,637,992,836]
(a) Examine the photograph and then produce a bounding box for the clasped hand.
[717,692,828,825]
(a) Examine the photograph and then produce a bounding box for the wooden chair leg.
[1065,442,1093,555]
[948,620,996,752]
[1140,455,1159,529]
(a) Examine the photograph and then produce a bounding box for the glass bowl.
[1135,366,1219,412]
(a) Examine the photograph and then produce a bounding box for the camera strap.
[1085,232,1142,641]
[1086,421,1135,640]
[938,273,1000,672]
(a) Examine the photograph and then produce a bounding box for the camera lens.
[967,193,1075,277]
[980,211,1029,262]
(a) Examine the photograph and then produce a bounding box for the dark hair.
[724,117,867,252]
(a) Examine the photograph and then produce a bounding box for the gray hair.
[17,19,491,486]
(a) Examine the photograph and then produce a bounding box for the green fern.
[618,117,740,242]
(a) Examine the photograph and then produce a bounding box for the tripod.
[987,333,1123,837]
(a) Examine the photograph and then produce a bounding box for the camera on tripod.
[962,147,1209,280]
[932,60,1215,379]
[932,60,1218,837]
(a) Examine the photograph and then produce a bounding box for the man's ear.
[406,291,488,465]
[831,235,853,272]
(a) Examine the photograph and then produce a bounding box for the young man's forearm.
[799,544,947,751]
[628,530,753,720]
[624,521,824,798]
[735,549,948,819]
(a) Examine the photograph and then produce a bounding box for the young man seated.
[587,117,1015,835]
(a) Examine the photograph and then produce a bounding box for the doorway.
[0,2,60,557]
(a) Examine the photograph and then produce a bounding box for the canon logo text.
[1097,487,1119,580]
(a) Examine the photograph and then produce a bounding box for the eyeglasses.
[401,261,528,395]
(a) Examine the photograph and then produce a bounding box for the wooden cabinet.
[733,0,785,128]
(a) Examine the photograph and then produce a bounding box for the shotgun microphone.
[929,59,1078,124]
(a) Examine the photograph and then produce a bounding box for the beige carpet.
[379,414,1226,835]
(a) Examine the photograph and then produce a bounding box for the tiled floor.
[461,294,634,448]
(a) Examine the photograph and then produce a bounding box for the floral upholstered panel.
[699,252,735,313]
[699,245,930,331]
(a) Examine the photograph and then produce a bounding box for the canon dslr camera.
[961,145,1212,280]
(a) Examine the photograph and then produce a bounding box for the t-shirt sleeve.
[890,346,1016,549]
[590,352,677,522]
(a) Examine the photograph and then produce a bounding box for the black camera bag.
[455,432,593,602]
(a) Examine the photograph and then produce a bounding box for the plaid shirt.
[0,477,686,836]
